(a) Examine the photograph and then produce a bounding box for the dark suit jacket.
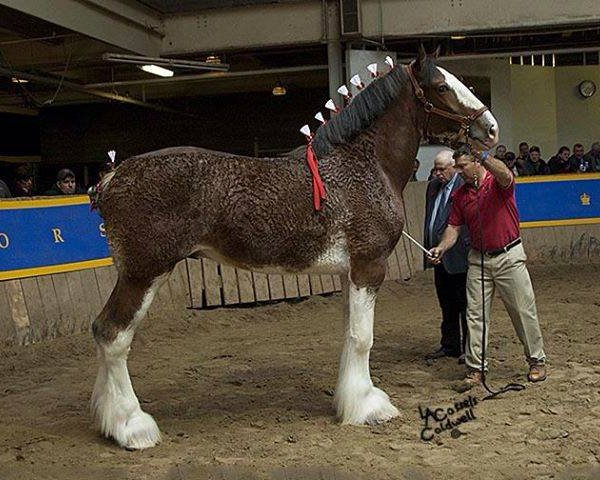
[423,175,469,274]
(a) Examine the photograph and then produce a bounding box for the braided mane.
[311,65,410,157]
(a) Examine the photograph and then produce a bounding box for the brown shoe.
[455,369,483,392]
[528,364,547,383]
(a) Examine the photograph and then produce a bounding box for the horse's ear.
[414,43,427,72]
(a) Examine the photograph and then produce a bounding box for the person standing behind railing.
[569,143,592,173]
[584,142,600,172]
[44,169,85,196]
[519,146,549,176]
[11,165,34,197]
[548,146,572,174]
[0,178,11,198]
[502,151,519,177]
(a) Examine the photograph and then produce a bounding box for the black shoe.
[425,348,460,360]
[458,354,466,365]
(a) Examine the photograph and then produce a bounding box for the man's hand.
[427,246,444,265]
[470,149,513,188]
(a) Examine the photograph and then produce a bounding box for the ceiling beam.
[362,0,600,38]
[0,105,38,116]
[0,66,194,116]
[0,0,163,56]
[162,2,324,55]
[162,0,600,55]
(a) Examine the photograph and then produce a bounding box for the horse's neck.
[369,90,422,194]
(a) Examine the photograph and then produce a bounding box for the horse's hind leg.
[91,272,166,449]
[334,260,400,425]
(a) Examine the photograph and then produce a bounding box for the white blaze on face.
[436,66,499,144]
[436,66,484,110]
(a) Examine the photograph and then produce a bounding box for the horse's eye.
[438,85,450,93]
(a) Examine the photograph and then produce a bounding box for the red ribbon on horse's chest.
[306,143,327,211]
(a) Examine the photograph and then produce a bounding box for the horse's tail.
[88,170,116,212]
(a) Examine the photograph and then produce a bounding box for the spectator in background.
[410,158,420,181]
[516,142,531,176]
[495,144,507,161]
[520,146,549,176]
[548,146,572,174]
[11,165,34,197]
[503,151,519,177]
[44,168,83,196]
[0,178,11,198]
[569,143,592,173]
[584,142,600,172]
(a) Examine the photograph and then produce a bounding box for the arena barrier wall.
[1,176,599,346]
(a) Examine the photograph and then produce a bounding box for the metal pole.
[325,0,344,105]
[0,66,195,116]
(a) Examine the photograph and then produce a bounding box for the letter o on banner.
[0,232,9,249]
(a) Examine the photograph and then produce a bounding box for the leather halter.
[404,62,489,145]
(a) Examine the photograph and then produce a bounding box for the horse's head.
[407,46,499,150]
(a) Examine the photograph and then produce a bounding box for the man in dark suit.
[424,149,469,361]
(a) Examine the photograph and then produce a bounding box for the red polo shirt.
[448,171,520,251]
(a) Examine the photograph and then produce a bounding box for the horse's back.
[98,144,337,277]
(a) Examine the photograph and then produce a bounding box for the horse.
[90,46,499,450]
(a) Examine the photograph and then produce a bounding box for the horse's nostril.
[488,124,498,138]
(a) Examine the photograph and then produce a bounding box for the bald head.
[432,149,456,183]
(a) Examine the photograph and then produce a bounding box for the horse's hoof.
[115,411,161,450]
[336,386,400,426]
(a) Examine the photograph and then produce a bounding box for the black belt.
[483,238,522,257]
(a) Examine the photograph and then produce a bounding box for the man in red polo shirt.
[429,144,547,388]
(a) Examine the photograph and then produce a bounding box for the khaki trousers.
[465,243,546,371]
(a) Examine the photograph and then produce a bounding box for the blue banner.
[1,176,599,281]
[0,196,111,280]
[516,173,600,227]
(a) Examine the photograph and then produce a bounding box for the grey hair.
[311,65,410,158]
[434,148,455,166]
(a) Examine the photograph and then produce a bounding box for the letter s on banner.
[99,223,106,237]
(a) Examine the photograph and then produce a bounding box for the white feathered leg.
[91,279,162,450]
[334,279,399,425]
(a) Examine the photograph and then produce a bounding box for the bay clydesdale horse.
[91,47,499,449]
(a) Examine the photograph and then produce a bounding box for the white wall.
[510,65,558,155]
[555,66,600,150]
[439,58,600,159]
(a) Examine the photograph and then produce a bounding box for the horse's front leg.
[334,260,399,425]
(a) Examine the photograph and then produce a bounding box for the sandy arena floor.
[0,263,599,480]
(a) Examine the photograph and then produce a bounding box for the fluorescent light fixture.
[140,64,174,77]
[103,53,229,72]
[451,35,466,40]
[11,77,28,83]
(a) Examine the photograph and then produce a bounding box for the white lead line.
[402,231,433,257]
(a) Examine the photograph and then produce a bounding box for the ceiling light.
[206,55,221,64]
[102,53,229,72]
[451,35,466,40]
[272,82,286,96]
[140,64,174,77]
[11,77,28,83]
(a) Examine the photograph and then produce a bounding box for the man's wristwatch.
[479,150,489,164]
